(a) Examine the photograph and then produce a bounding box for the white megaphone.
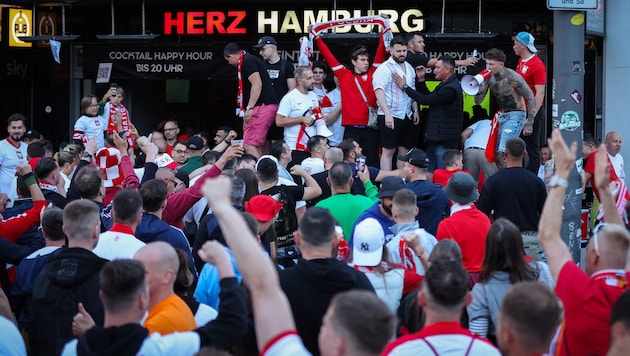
[461,69,492,95]
[313,119,333,137]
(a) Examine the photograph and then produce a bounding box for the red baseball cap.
[245,195,283,222]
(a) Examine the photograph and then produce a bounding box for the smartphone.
[111,83,118,95]
[231,139,243,149]
[355,155,366,172]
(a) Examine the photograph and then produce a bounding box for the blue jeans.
[426,143,446,172]
[498,111,526,152]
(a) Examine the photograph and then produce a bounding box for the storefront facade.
[0,0,607,150]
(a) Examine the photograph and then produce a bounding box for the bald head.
[591,224,630,271]
[135,241,179,275]
[605,131,622,157]
[134,241,179,307]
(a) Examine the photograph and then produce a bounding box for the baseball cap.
[444,172,479,204]
[254,36,278,50]
[186,136,204,151]
[352,218,385,267]
[514,32,538,53]
[397,148,429,168]
[378,176,405,198]
[25,129,41,140]
[245,195,284,222]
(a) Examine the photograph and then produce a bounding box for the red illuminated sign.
[164,11,246,35]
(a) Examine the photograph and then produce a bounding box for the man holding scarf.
[312,16,389,168]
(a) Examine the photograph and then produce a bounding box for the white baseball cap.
[352,218,385,266]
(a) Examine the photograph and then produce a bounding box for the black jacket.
[405,73,463,146]
[73,278,247,356]
[30,248,107,356]
[279,258,375,356]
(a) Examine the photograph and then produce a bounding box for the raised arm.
[290,164,322,201]
[314,36,342,70]
[202,176,301,351]
[538,129,577,282]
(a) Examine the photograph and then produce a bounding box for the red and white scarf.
[485,110,501,162]
[107,104,134,149]
[298,15,393,66]
[236,50,246,117]
[39,180,58,193]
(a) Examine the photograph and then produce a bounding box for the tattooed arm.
[508,69,537,135]
[473,79,490,105]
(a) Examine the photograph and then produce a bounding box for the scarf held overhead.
[298,15,393,66]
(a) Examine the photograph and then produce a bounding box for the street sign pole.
[550,7,587,263]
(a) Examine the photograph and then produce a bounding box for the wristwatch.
[402,84,410,91]
[246,106,253,111]
[82,151,92,160]
[549,175,568,189]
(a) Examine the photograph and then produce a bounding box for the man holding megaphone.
[472,48,537,169]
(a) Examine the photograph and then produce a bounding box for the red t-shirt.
[584,150,623,202]
[552,262,629,356]
[382,321,500,355]
[436,205,489,273]
[432,169,470,188]
[516,55,546,97]
[315,36,386,126]
[0,199,47,242]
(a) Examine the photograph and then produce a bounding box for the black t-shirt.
[260,185,304,248]
[242,53,277,106]
[406,51,430,68]
[265,58,295,104]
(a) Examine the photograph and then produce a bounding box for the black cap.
[253,36,278,50]
[397,148,429,168]
[186,136,205,151]
[377,176,406,198]
[25,129,41,139]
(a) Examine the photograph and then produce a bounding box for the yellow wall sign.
[9,9,32,47]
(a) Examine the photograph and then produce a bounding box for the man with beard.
[373,36,419,171]
[0,114,29,204]
[275,66,321,162]
[394,56,463,175]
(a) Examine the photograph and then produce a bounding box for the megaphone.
[461,69,492,95]
[314,119,333,138]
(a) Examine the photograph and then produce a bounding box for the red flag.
[485,110,501,162]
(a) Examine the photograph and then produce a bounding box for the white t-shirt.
[312,86,328,103]
[300,157,325,175]
[609,153,625,181]
[94,230,146,260]
[261,331,310,356]
[372,57,415,119]
[464,119,492,149]
[0,138,28,204]
[277,89,321,150]
[320,88,344,147]
[73,115,106,149]
[62,331,201,356]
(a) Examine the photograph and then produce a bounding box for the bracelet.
[23,172,37,186]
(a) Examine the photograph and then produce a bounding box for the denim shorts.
[497,111,526,152]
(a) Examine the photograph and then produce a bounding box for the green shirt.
[178,155,203,175]
[315,193,374,241]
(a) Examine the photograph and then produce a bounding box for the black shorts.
[378,115,419,149]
